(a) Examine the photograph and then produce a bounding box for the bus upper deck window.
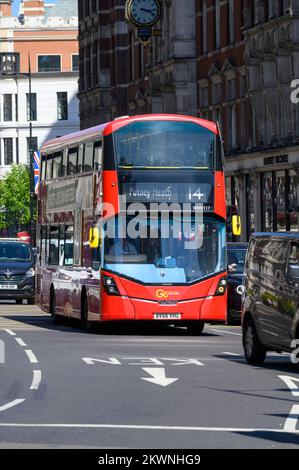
[46,156,53,180]
[41,155,47,181]
[68,147,78,176]
[78,145,84,173]
[84,142,94,173]
[94,141,102,172]
[61,149,68,177]
[53,152,62,179]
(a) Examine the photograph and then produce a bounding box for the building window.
[4,138,13,165]
[57,92,68,121]
[38,55,61,72]
[212,81,222,105]
[26,93,37,121]
[199,86,209,108]
[0,53,20,74]
[226,78,236,102]
[3,94,13,121]
[72,55,79,72]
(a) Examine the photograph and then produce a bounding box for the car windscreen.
[0,243,32,262]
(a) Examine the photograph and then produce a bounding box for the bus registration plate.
[154,313,182,320]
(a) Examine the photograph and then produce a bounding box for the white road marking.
[284,405,299,432]
[208,329,242,336]
[30,370,42,391]
[4,329,16,336]
[83,357,122,366]
[222,352,240,356]
[15,338,27,347]
[142,368,178,387]
[0,400,25,413]
[25,350,38,364]
[0,423,297,434]
[279,375,299,397]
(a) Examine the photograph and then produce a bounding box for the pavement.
[0,301,298,449]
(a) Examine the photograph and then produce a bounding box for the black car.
[227,242,248,324]
[0,239,35,305]
[242,233,299,365]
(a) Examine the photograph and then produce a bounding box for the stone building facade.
[78,0,197,128]
[78,0,299,239]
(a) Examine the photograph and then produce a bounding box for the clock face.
[129,0,160,27]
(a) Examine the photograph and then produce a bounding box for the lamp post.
[0,53,35,242]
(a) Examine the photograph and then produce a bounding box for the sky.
[13,0,57,16]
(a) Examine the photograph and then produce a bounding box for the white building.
[0,0,79,178]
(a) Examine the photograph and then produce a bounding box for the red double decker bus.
[36,114,228,334]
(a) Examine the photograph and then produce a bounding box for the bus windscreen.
[114,121,216,170]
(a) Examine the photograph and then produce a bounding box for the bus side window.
[84,141,94,172]
[41,154,47,181]
[59,226,65,266]
[78,144,84,173]
[46,155,53,180]
[64,226,74,266]
[49,226,59,265]
[68,147,78,176]
[61,148,68,177]
[53,151,62,179]
[94,141,102,172]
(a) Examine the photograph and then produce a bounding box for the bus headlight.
[215,278,227,296]
[103,276,120,296]
[26,268,35,278]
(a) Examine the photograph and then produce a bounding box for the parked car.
[242,233,299,365]
[227,242,248,324]
[0,239,35,305]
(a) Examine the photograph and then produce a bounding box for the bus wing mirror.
[232,215,242,237]
[89,228,100,249]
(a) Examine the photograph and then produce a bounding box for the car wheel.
[50,290,60,325]
[243,318,266,365]
[28,297,35,305]
[186,321,205,336]
[16,299,23,305]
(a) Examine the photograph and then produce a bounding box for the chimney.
[0,0,12,17]
[22,0,45,17]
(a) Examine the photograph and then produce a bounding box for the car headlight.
[26,268,35,278]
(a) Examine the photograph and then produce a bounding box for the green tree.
[0,165,32,231]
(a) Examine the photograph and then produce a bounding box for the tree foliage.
[0,165,31,231]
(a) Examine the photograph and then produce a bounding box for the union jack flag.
[33,151,40,195]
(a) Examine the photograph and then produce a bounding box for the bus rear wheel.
[81,295,93,333]
[186,321,205,336]
[50,289,60,325]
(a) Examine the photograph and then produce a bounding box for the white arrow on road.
[141,368,178,387]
